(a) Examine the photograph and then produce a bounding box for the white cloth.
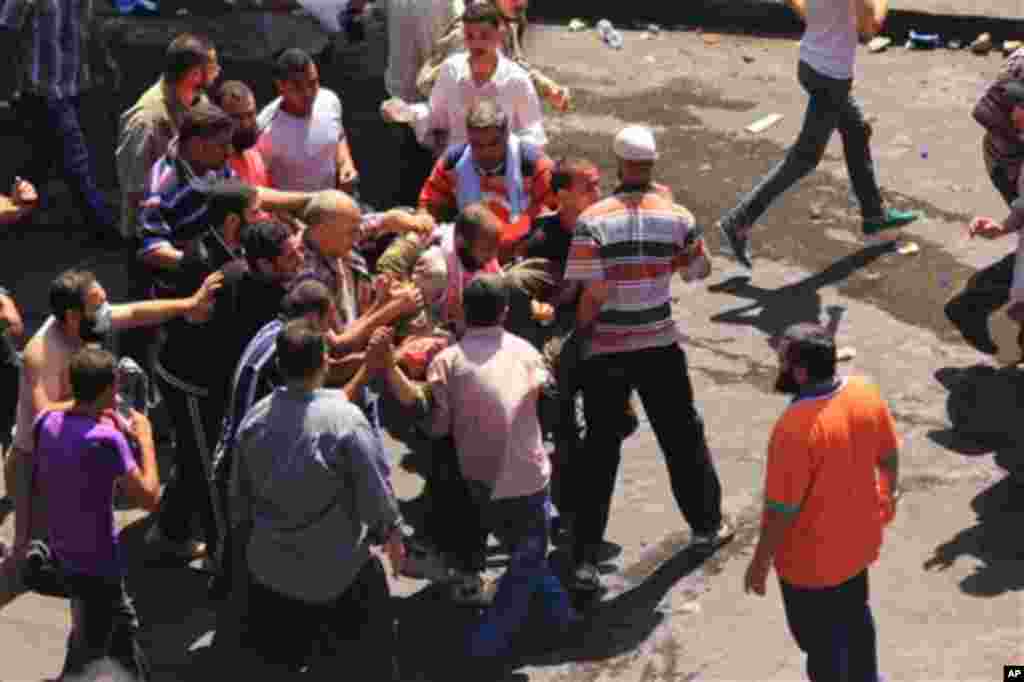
[454,133,525,221]
[410,51,546,149]
[800,0,858,80]
[256,88,346,192]
[295,0,351,33]
[384,0,464,102]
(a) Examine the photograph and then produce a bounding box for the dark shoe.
[689,520,735,551]
[945,300,998,354]
[569,561,603,594]
[718,219,752,269]
[862,208,919,237]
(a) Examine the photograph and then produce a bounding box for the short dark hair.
[466,97,508,131]
[164,33,213,83]
[243,220,290,264]
[203,179,258,229]
[462,2,503,28]
[552,157,596,193]
[274,48,314,83]
[69,346,116,404]
[281,280,332,320]
[463,273,509,327]
[781,323,837,383]
[455,203,499,245]
[276,318,326,380]
[179,101,235,144]
[50,269,97,322]
[215,80,255,110]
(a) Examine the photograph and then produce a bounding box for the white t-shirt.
[411,51,546,150]
[800,0,858,80]
[256,88,346,192]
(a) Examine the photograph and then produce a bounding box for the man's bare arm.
[111,271,223,329]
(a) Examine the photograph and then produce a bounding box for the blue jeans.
[780,569,879,682]
[15,94,115,232]
[725,61,884,228]
[468,488,574,659]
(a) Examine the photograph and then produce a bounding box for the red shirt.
[230,149,270,188]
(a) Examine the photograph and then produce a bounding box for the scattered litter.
[679,601,702,615]
[970,33,993,55]
[837,346,857,362]
[908,30,941,49]
[868,36,891,53]
[568,18,586,32]
[891,134,913,147]
[647,23,661,35]
[920,146,929,159]
[947,39,962,49]
[1004,40,1023,55]
[742,54,756,63]
[809,205,823,219]
[644,55,657,64]
[745,113,784,134]
[702,32,721,46]
[596,20,624,49]
[699,163,712,172]
[897,241,920,255]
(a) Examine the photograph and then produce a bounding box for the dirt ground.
[0,17,1022,682]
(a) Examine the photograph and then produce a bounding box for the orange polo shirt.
[764,376,900,588]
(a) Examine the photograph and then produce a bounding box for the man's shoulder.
[317,87,343,110]
[256,97,284,129]
[121,80,168,126]
[440,143,469,170]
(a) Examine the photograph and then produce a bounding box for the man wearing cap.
[745,322,901,682]
[718,0,918,269]
[418,97,555,264]
[946,72,1024,354]
[562,125,731,595]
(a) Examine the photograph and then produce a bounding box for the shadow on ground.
[923,475,1024,597]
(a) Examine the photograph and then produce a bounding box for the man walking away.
[718,0,918,269]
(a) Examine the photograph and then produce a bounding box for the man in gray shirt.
[230,319,404,677]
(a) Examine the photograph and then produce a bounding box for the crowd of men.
[17,0,1024,679]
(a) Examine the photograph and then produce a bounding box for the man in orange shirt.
[744,322,901,682]
[418,98,554,264]
[215,81,271,189]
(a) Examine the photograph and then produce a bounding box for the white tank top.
[800,0,858,81]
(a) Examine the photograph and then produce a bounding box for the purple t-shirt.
[34,411,137,578]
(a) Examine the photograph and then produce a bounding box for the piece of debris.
[897,241,920,256]
[646,23,661,35]
[644,55,657,64]
[742,54,755,63]
[702,33,721,46]
[568,18,586,32]
[699,163,712,172]
[868,36,891,53]
[836,346,857,362]
[1004,40,1023,55]
[970,33,993,55]
[596,20,624,49]
[810,205,823,219]
[947,39,962,49]
[745,113,784,134]
[920,145,929,159]
[679,602,702,615]
[908,30,941,49]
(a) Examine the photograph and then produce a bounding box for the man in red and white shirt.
[215,80,270,189]
[418,98,554,264]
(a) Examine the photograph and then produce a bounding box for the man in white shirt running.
[718,0,918,269]
[256,48,359,193]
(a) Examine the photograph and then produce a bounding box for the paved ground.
[1,19,1023,682]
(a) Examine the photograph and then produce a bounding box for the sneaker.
[862,208,919,237]
[568,561,603,594]
[145,524,207,561]
[401,541,451,582]
[718,219,753,269]
[689,520,735,551]
[450,572,497,607]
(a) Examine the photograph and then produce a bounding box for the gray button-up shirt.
[230,386,399,603]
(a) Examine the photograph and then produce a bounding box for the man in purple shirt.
[27,346,161,680]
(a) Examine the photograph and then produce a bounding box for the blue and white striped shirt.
[0,0,95,100]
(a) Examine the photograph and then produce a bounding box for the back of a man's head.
[276,318,326,381]
[243,220,290,265]
[302,190,358,228]
[781,322,837,383]
[179,100,234,144]
[466,97,508,132]
[203,178,257,228]
[50,269,96,322]
[274,48,314,83]
[463,273,509,328]
[164,33,212,83]
[215,80,255,110]
[281,280,332,321]
[454,203,499,245]
[69,346,116,404]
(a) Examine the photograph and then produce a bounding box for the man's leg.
[571,354,632,575]
[45,96,116,236]
[836,92,884,221]
[720,61,843,236]
[0,445,45,611]
[842,570,880,682]
[241,575,318,672]
[633,345,724,537]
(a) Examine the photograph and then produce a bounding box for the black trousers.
[572,344,723,565]
[153,370,223,557]
[425,435,488,573]
[62,573,149,681]
[242,556,397,678]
